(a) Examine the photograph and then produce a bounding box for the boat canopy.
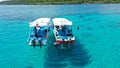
[53,18,72,26]
[29,18,50,27]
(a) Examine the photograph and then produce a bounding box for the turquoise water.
[0,4,120,68]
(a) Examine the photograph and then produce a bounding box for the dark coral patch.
[86,27,93,30]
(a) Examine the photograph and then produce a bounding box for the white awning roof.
[29,18,50,27]
[52,18,72,26]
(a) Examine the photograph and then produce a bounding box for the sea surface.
[0,4,120,68]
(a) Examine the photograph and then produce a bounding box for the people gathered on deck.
[55,25,73,37]
[33,24,48,38]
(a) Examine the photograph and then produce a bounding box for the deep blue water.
[0,4,120,68]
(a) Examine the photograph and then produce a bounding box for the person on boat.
[66,29,73,37]
[32,24,42,45]
[44,29,48,38]
[56,26,59,30]
[61,25,66,36]
[33,24,41,38]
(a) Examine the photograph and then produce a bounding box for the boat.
[52,18,75,45]
[28,18,51,47]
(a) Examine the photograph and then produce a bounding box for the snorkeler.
[77,26,80,30]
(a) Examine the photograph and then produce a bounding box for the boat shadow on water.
[44,37,92,68]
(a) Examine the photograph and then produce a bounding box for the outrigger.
[28,18,51,48]
[53,18,75,45]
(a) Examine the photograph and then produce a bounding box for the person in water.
[77,26,80,30]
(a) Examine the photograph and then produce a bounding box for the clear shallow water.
[0,4,120,68]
